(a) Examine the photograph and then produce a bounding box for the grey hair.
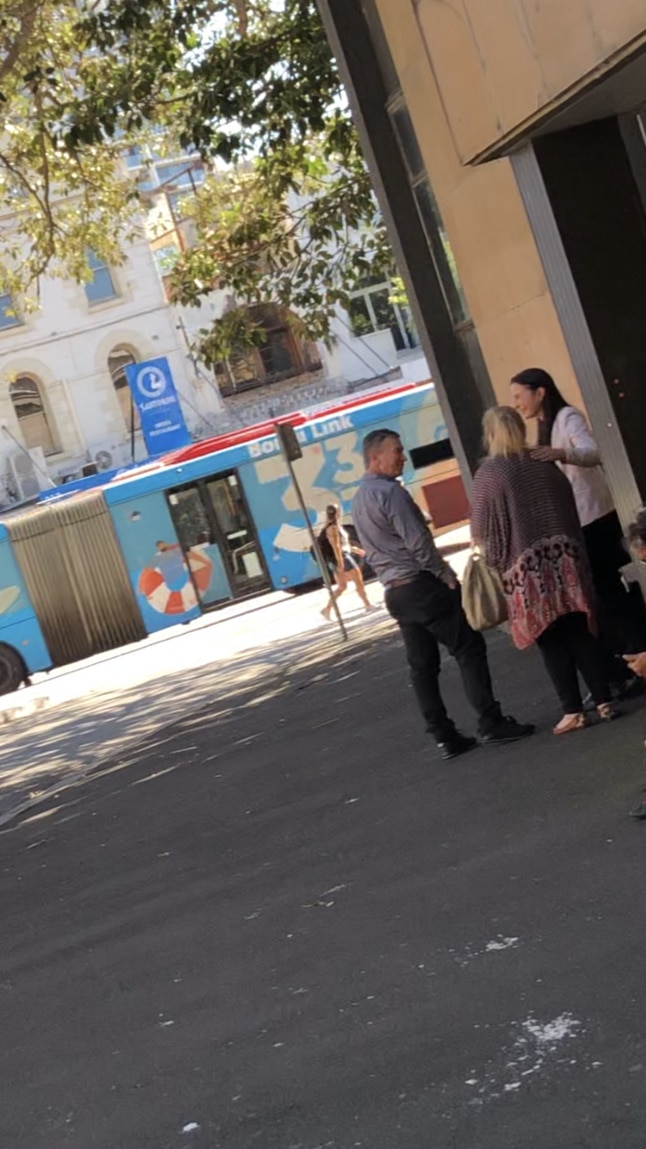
[362,428,400,466]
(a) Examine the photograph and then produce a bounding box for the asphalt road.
[2,626,646,1148]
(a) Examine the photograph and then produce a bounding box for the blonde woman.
[471,406,616,734]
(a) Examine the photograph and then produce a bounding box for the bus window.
[409,439,455,468]
[169,486,213,551]
[167,486,232,607]
[166,472,270,605]
[204,474,270,595]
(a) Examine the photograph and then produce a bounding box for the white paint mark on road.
[520,1013,581,1058]
[182,1122,200,1133]
[453,934,522,966]
[464,1012,585,1102]
[508,1013,584,1086]
[485,936,519,952]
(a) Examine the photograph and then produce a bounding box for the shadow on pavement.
[2,626,646,1147]
[0,613,393,826]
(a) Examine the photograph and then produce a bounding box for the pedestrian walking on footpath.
[510,367,646,695]
[471,406,618,735]
[351,428,534,759]
[320,504,375,621]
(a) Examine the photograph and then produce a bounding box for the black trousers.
[583,511,646,665]
[535,612,609,713]
[385,572,502,741]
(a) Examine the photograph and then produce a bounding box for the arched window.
[215,305,316,396]
[108,346,140,433]
[9,375,56,454]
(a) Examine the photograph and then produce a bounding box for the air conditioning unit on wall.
[88,443,128,473]
[7,447,49,501]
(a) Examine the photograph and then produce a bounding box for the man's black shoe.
[437,732,478,760]
[480,717,535,745]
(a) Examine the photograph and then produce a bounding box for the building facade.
[317,0,646,527]
[0,236,221,500]
[145,157,429,426]
[0,166,429,504]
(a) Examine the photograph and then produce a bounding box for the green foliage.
[389,276,409,307]
[0,1,141,297]
[0,0,391,357]
[168,155,391,366]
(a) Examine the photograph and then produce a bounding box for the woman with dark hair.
[510,367,646,688]
[471,406,616,734]
[321,504,375,621]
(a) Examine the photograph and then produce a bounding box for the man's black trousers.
[385,572,502,741]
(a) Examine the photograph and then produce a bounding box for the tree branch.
[0,0,41,86]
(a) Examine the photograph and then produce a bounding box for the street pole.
[275,423,348,642]
[129,392,136,463]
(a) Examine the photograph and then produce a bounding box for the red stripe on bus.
[161,380,430,467]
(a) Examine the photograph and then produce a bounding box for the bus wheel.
[0,644,26,695]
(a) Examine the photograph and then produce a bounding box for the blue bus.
[0,381,461,693]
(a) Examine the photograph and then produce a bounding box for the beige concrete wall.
[412,0,646,161]
[375,0,588,424]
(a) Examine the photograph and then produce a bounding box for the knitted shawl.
[470,451,595,649]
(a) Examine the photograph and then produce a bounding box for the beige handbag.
[461,549,507,631]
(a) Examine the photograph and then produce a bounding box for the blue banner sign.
[125,357,191,455]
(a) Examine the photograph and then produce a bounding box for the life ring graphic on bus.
[138,541,213,615]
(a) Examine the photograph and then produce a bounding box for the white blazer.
[550,406,614,528]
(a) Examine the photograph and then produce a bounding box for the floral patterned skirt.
[502,536,595,650]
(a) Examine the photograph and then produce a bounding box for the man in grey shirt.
[352,428,534,759]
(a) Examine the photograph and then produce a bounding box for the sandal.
[553,712,588,735]
[596,702,620,722]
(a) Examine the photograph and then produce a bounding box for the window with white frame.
[347,279,418,352]
[84,251,118,305]
[123,144,145,169]
[10,375,56,454]
[157,161,205,189]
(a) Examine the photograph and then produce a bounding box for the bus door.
[166,471,271,606]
